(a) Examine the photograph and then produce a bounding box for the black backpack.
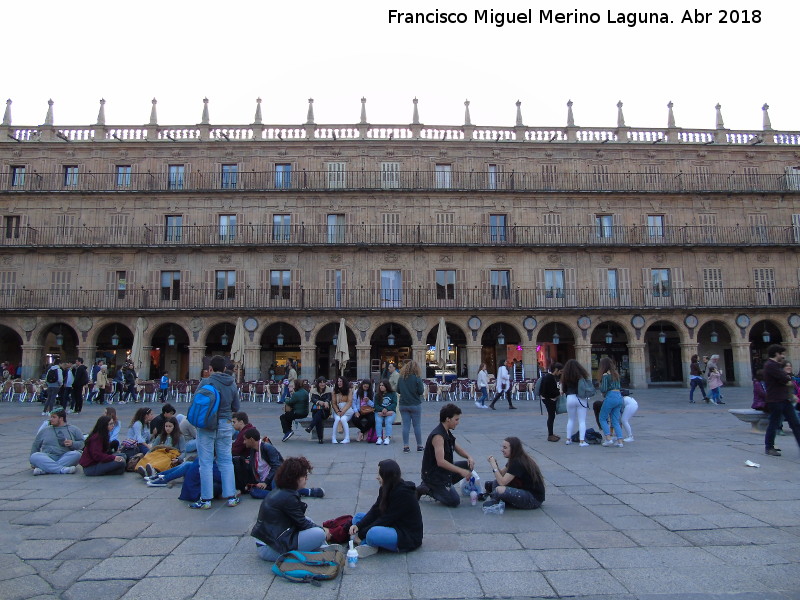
[46,368,59,384]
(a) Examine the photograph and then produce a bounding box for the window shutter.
[642,268,653,306]
[456,269,466,307]
[106,270,118,292]
[593,268,606,306]
[564,268,577,306]
[618,268,631,306]
[535,268,546,305]
[671,267,684,305]
[149,270,160,290]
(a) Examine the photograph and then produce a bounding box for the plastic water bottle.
[470,491,478,506]
[347,540,358,568]
[482,500,505,515]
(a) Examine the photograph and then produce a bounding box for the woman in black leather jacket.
[250,456,326,561]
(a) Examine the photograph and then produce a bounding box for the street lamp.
[221,325,229,346]
[605,324,613,345]
[55,326,64,347]
[387,324,396,346]
[111,326,120,347]
[710,329,719,343]
[167,326,176,347]
[762,325,771,343]
[497,328,505,346]
[277,325,285,346]
[552,324,560,345]
[658,324,666,344]
[332,333,338,346]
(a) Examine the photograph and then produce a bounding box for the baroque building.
[1,96,799,388]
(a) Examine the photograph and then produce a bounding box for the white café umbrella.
[334,318,350,373]
[435,317,449,370]
[129,317,145,372]
[230,317,246,381]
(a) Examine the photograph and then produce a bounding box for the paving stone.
[54,537,127,560]
[0,553,36,580]
[589,547,658,569]
[79,555,161,580]
[529,548,602,570]
[543,568,629,597]
[194,575,270,600]
[409,572,482,600]
[171,535,240,555]
[0,574,53,600]
[468,549,537,572]
[408,550,471,573]
[16,539,75,560]
[476,570,556,597]
[148,553,224,577]
[36,558,101,588]
[115,537,183,557]
[515,531,582,549]
[120,576,203,600]
[569,530,636,548]
[610,567,703,594]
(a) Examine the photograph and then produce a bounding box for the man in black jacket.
[763,344,800,457]
[538,362,563,442]
[71,358,89,414]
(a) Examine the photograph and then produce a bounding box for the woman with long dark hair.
[120,406,153,460]
[251,456,328,562]
[348,459,423,557]
[352,380,375,442]
[374,379,397,445]
[598,357,625,447]
[306,377,332,444]
[79,415,126,476]
[560,359,591,447]
[331,376,354,443]
[484,437,545,509]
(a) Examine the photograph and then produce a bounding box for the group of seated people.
[30,399,545,564]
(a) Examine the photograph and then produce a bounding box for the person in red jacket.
[79,415,126,476]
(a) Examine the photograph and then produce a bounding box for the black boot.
[508,404,517,410]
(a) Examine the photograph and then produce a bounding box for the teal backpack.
[272,549,346,585]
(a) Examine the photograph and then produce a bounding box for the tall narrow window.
[63,166,79,187]
[651,268,671,297]
[329,269,343,308]
[592,164,609,188]
[381,162,400,189]
[596,214,614,238]
[436,270,456,300]
[382,212,400,243]
[275,164,292,189]
[703,267,723,305]
[748,213,768,243]
[643,164,661,188]
[221,164,238,189]
[273,214,291,242]
[0,271,16,297]
[270,270,291,300]
[606,268,619,299]
[647,215,664,238]
[488,164,499,190]
[109,214,129,240]
[116,165,132,188]
[4,216,20,239]
[327,162,346,189]
[694,165,711,188]
[489,214,507,242]
[544,269,565,298]
[10,166,26,188]
[435,212,454,243]
[490,270,510,300]
[541,164,557,188]
[754,267,776,305]
[327,214,345,243]
[215,270,236,300]
[435,164,452,189]
[219,214,236,241]
[168,165,185,190]
[51,270,71,296]
[115,270,127,299]
[164,215,182,242]
[161,271,181,301]
[381,270,402,307]
[793,214,800,243]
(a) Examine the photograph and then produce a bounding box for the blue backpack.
[272,549,345,585]
[187,383,221,430]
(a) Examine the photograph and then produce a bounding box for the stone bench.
[728,408,770,432]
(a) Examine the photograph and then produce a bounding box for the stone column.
[244,345,261,381]
[188,345,206,380]
[411,344,427,377]
[574,343,592,375]
[21,344,44,380]
[628,342,647,389]
[731,341,752,384]
[300,344,316,381]
[76,345,97,365]
[466,343,482,379]
[521,343,537,379]
[356,344,371,381]
[679,342,699,387]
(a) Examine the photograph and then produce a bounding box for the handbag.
[555,394,567,414]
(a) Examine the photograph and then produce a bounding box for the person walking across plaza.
[688,354,709,403]
[763,344,800,457]
[489,359,516,410]
[190,355,241,509]
[538,362,562,442]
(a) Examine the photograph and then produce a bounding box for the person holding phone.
[30,409,85,475]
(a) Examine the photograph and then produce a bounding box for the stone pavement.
[1,386,798,600]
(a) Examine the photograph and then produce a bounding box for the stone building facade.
[1,97,799,387]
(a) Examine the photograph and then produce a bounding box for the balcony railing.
[0,287,795,312]
[2,224,799,248]
[1,171,798,194]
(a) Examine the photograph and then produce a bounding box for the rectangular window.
[161,271,181,301]
[703,267,723,305]
[382,212,400,242]
[607,269,619,299]
[542,164,557,188]
[164,215,182,242]
[754,267,776,304]
[111,270,125,299]
[793,214,800,243]
[4,216,20,239]
[275,164,292,189]
[489,214,507,242]
[221,164,238,189]
[273,214,291,242]
[215,270,236,300]
[488,164,499,190]
[329,269,343,308]
[643,164,661,188]
[543,213,561,237]
[381,162,400,189]
[327,162,346,189]
[592,164,609,188]
[10,166,25,188]
[596,214,614,238]
[748,213,768,242]
[647,215,664,237]
[63,166,79,187]
[435,213,454,242]
[490,270,510,300]
[436,270,456,300]
[168,165,185,190]
[51,270,71,296]
[694,165,711,188]
[544,269,565,298]
[435,164,452,189]
[743,166,760,187]
[270,270,291,300]
[115,165,132,188]
[109,214,128,240]
[327,214,345,244]
[0,271,16,297]
[651,268,671,297]
[219,214,236,241]
[380,269,402,307]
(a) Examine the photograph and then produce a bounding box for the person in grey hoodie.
[30,409,84,474]
[189,355,241,510]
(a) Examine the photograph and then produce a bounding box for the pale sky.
[2,0,796,132]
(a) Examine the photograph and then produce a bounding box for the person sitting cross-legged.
[79,415,126,476]
[30,409,84,475]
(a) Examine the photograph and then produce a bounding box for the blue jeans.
[375,413,395,439]
[478,386,488,405]
[400,404,423,447]
[159,460,193,482]
[599,391,623,438]
[184,439,197,454]
[710,388,721,403]
[353,512,398,551]
[689,378,707,402]
[256,527,326,561]
[197,419,236,500]
[30,451,82,473]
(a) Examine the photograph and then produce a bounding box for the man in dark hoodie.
[189,355,241,510]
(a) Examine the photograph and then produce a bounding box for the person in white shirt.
[489,360,517,410]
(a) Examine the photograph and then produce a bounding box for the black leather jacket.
[250,488,318,554]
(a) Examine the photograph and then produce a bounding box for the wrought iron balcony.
[2,224,798,248]
[1,286,795,312]
[1,170,798,194]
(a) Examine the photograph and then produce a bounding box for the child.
[159,371,171,403]
[707,366,724,405]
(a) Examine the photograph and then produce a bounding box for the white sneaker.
[623,436,634,443]
[376,438,383,445]
[356,544,379,558]
[32,467,45,476]
[383,438,390,446]
[60,466,77,474]
[579,441,590,447]
[341,438,350,444]
[565,440,572,445]
[601,439,615,447]
[331,439,338,444]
